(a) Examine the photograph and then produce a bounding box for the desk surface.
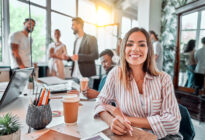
[0,92,109,139]
[0,91,157,140]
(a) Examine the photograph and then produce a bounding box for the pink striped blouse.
[94,67,181,139]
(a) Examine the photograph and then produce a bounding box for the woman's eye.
[126,43,133,47]
[139,44,145,47]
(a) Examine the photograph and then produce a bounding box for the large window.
[79,0,117,53]
[9,0,46,63]
[51,0,76,56]
[1,0,121,66]
[51,12,75,56]
[30,0,46,7]
[121,16,131,38]
[131,19,139,28]
[178,9,205,87]
[121,16,138,38]
[181,10,205,50]
[180,12,198,52]
[78,0,97,37]
[51,0,76,17]
[98,26,117,53]
[79,0,96,24]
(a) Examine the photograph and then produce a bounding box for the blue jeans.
[185,65,196,88]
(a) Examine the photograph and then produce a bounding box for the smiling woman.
[120,28,159,90]
[94,27,182,139]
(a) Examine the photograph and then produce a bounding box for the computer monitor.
[0,68,33,109]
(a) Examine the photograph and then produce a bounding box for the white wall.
[137,0,150,30]
[149,0,162,35]
[137,0,162,34]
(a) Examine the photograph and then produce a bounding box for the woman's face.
[54,30,60,41]
[125,31,148,67]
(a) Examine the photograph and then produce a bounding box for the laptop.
[0,68,33,109]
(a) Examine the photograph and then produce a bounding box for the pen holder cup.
[26,103,52,130]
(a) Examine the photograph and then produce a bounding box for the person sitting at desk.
[48,29,68,79]
[68,49,114,99]
[94,28,182,139]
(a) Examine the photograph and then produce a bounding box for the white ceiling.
[106,0,139,18]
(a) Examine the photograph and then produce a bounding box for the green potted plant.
[0,113,21,140]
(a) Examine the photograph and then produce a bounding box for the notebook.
[38,77,67,85]
[103,127,157,140]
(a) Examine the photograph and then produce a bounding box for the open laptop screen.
[0,68,33,109]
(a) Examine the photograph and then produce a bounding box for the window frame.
[0,0,120,67]
[180,7,205,50]
[0,0,77,66]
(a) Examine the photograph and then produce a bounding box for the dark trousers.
[194,73,204,89]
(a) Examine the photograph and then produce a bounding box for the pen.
[33,87,38,105]
[35,88,42,105]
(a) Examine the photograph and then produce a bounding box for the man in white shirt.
[194,37,205,94]
[72,36,83,79]
[195,37,205,75]
[66,17,98,79]
[150,30,163,71]
[9,18,35,70]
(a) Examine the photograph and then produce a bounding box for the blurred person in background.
[48,29,68,79]
[112,38,122,65]
[9,18,35,73]
[68,49,114,99]
[149,30,163,71]
[65,17,98,80]
[183,39,196,88]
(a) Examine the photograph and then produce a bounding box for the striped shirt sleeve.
[94,67,117,117]
[147,73,181,139]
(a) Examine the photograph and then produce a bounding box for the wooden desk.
[0,92,157,140]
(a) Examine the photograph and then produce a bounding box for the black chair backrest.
[179,104,195,140]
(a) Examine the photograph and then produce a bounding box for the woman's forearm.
[99,111,114,127]
[50,54,63,60]
[127,117,151,129]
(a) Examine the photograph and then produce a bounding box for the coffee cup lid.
[80,77,89,81]
[63,94,79,102]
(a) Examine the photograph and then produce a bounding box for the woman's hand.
[110,115,133,135]
[71,54,78,61]
[86,88,99,99]
[62,55,70,60]
[104,104,122,117]
[49,48,55,57]
[68,90,79,96]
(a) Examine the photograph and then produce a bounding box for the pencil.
[45,89,50,105]
[38,88,46,106]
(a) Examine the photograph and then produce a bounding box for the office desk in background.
[0,90,157,140]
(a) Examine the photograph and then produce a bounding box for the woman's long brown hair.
[119,27,160,90]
